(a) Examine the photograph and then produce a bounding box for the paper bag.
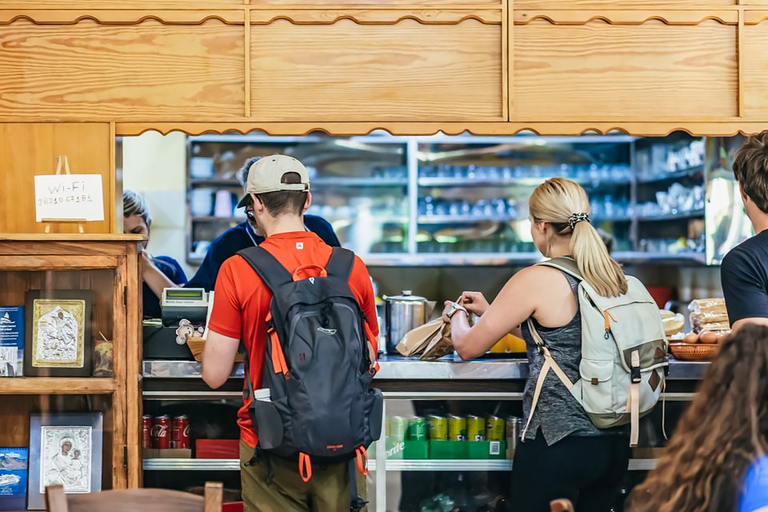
[419,322,454,361]
[396,318,443,356]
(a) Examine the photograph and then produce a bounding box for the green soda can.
[467,415,486,442]
[486,416,505,441]
[448,415,467,441]
[428,415,448,440]
[408,416,427,441]
[389,416,408,443]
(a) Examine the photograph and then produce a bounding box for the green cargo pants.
[240,441,368,512]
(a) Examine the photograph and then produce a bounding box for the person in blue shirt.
[123,190,188,318]
[185,156,340,291]
[627,324,768,512]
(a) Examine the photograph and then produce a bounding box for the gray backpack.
[523,257,668,446]
[237,246,383,512]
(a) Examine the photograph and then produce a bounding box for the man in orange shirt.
[202,155,379,512]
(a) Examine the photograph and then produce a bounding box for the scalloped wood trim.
[250,10,501,25]
[745,11,768,25]
[0,10,245,25]
[114,122,768,137]
[0,1,502,7]
[514,10,739,25]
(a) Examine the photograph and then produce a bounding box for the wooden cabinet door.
[250,18,504,122]
[0,19,244,121]
[513,20,737,121]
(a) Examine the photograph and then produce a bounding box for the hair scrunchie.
[568,212,590,230]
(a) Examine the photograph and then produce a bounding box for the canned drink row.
[142,414,190,449]
[388,415,522,442]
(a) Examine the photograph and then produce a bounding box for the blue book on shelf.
[0,448,28,511]
[0,306,23,377]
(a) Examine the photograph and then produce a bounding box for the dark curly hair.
[733,131,768,214]
[627,324,768,512]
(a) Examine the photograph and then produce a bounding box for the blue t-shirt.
[740,455,768,512]
[185,215,340,292]
[143,255,188,319]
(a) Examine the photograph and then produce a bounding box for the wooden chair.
[45,481,223,512]
[550,499,575,512]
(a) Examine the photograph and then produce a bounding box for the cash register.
[143,288,211,360]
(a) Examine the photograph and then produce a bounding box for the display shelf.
[417,215,518,224]
[189,178,241,187]
[418,176,631,188]
[613,251,706,265]
[637,165,704,184]
[312,177,408,187]
[0,377,117,395]
[322,215,409,224]
[144,458,240,471]
[362,253,541,266]
[637,210,705,222]
[142,458,657,472]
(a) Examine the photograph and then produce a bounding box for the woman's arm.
[142,251,181,298]
[444,267,544,360]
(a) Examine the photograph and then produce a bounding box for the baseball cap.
[236,155,311,208]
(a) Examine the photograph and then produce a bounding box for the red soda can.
[142,415,152,449]
[172,415,190,449]
[152,415,171,449]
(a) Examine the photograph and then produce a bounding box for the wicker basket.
[669,342,719,361]
[186,335,244,363]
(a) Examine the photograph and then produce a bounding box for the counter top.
[142,355,708,381]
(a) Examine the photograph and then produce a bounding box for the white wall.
[122,132,193,277]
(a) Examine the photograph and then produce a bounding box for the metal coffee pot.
[383,290,431,355]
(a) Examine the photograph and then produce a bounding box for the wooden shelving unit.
[0,377,117,395]
[0,235,143,491]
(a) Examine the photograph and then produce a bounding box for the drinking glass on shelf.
[656,191,671,214]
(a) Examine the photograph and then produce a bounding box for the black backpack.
[237,246,383,511]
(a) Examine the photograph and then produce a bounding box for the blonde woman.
[442,178,631,512]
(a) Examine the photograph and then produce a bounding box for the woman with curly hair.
[628,323,768,512]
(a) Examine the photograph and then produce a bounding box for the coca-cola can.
[172,415,190,449]
[152,415,171,449]
[142,415,152,449]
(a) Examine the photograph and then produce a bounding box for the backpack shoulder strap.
[237,246,293,292]
[537,257,583,282]
[325,247,355,282]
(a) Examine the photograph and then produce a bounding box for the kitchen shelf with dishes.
[185,133,710,267]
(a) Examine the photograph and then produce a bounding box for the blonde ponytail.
[529,178,628,298]
[570,221,628,297]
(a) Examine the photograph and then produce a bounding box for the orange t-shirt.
[207,231,379,449]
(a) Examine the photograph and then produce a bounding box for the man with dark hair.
[202,155,378,512]
[186,156,340,291]
[721,131,768,331]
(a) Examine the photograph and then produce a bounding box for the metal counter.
[142,355,708,381]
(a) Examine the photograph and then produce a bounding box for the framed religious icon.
[27,412,103,510]
[23,290,93,377]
